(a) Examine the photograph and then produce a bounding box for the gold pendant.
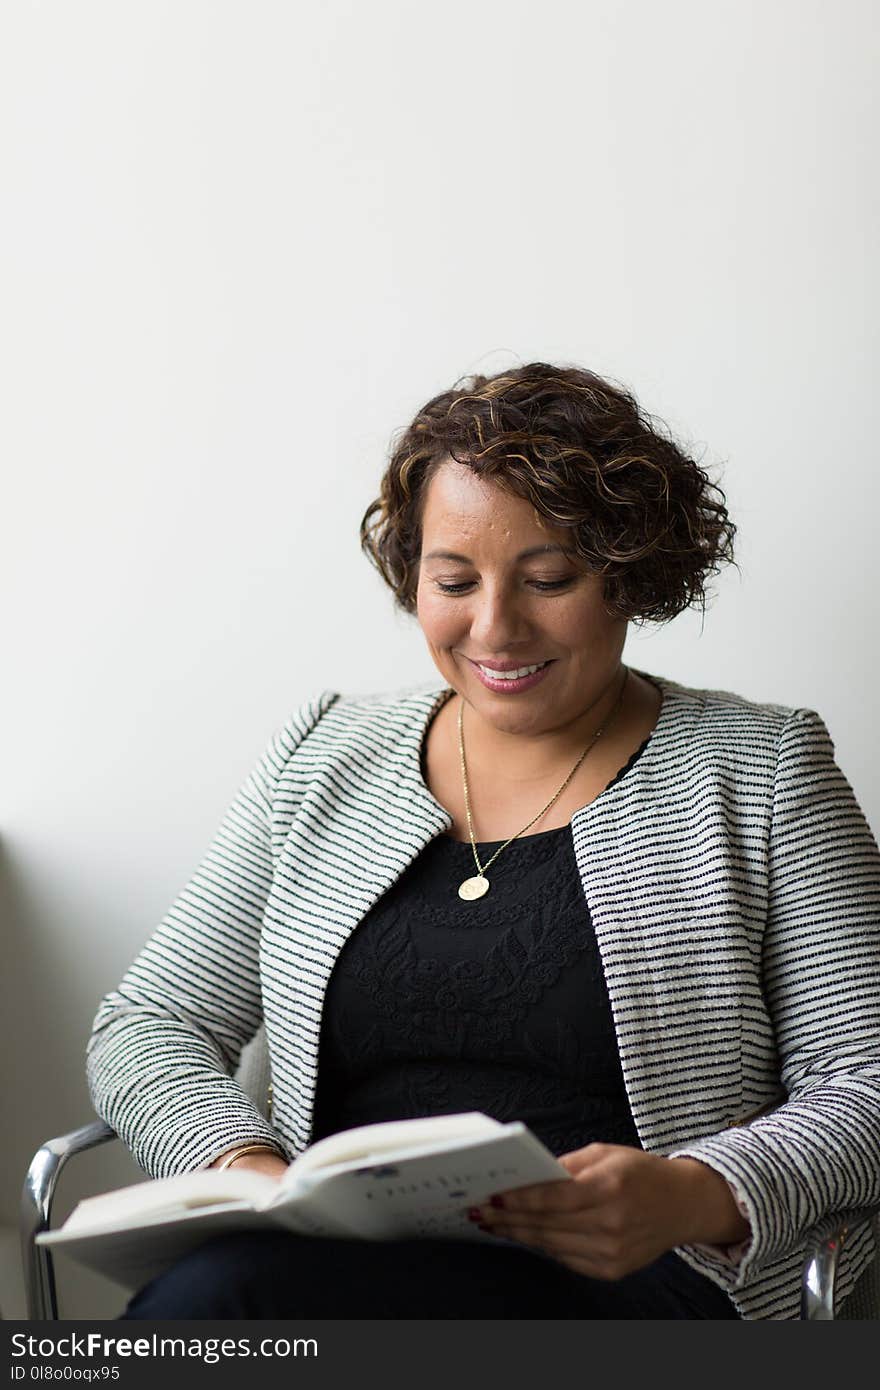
[458,875,489,901]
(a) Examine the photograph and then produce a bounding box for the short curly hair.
[359,362,737,625]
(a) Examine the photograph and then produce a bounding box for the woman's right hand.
[210,1147,289,1179]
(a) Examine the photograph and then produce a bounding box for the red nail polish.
[466,1207,482,1221]
[489,1194,505,1209]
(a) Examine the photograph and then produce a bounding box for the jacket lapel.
[570,675,752,1151]
[263,685,454,1151]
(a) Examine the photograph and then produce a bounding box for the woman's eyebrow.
[423,545,577,562]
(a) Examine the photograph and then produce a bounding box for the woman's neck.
[422,667,663,843]
[456,665,639,786]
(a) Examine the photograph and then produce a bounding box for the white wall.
[3,0,878,1315]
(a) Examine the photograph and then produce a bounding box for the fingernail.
[489,1194,505,1209]
[466,1207,482,1221]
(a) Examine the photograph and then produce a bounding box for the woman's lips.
[467,658,555,694]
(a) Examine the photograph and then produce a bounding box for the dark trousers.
[121,1231,741,1320]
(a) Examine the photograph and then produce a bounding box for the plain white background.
[2,0,878,1316]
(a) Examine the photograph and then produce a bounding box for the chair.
[22,1024,272,1321]
[21,1026,880,1320]
[803,1209,880,1320]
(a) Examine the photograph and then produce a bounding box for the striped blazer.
[86,667,880,1320]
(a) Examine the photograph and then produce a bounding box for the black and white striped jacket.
[86,668,880,1319]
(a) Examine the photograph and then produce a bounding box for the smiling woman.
[87,362,880,1321]
[361,363,725,838]
[417,466,623,701]
[412,465,665,844]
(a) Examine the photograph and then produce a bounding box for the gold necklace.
[456,666,630,901]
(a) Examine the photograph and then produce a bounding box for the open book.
[37,1112,570,1289]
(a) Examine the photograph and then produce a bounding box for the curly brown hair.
[359,362,737,625]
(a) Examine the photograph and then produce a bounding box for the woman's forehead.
[420,461,566,545]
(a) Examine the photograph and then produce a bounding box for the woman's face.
[416,460,628,737]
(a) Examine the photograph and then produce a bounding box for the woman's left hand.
[470,1143,750,1281]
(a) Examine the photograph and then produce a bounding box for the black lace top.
[310,737,651,1154]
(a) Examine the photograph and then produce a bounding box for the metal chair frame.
[22,1120,116,1321]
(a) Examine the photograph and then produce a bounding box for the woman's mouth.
[466,658,555,694]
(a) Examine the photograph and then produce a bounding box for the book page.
[279,1111,502,1190]
[39,1207,277,1290]
[61,1169,279,1235]
[277,1125,569,1240]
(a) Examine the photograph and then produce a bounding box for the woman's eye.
[433,578,573,594]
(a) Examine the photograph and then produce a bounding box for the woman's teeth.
[477,661,549,680]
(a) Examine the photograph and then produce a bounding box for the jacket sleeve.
[669,707,880,1287]
[86,690,339,1178]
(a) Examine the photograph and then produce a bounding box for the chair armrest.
[21,1120,118,1320]
[801,1205,880,1320]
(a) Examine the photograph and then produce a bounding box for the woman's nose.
[468,589,532,647]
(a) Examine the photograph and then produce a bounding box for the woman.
[87,363,880,1320]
